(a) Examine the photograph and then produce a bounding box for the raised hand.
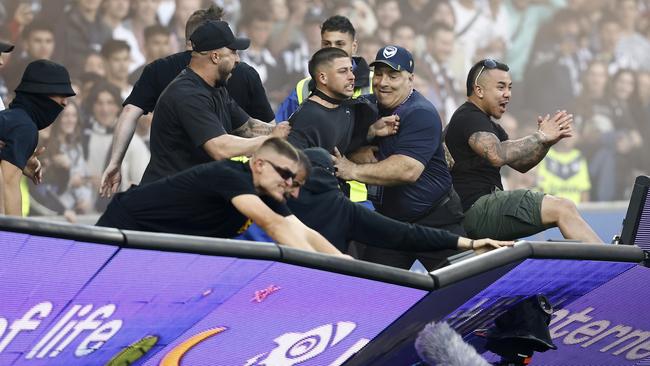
[370,115,400,138]
[332,147,357,181]
[271,121,291,139]
[537,110,573,145]
[23,146,46,185]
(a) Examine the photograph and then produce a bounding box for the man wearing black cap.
[0,59,75,216]
[100,5,277,196]
[138,20,290,185]
[0,41,15,111]
[333,45,466,270]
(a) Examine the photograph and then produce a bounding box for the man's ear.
[351,39,358,55]
[474,84,484,98]
[318,71,327,85]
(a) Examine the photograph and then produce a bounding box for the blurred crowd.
[1,0,649,222]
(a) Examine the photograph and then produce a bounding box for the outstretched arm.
[100,104,145,197]
[231,194,345,256]
[468,110,573,173]
[232,117,281,138]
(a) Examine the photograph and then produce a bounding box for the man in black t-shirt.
[138,20,290,184]
[97,138,344,256]
[100,5,277,196]
[445,59,602,242]
[288,47,393,154]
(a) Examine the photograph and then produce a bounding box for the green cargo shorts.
[463,189,551,240]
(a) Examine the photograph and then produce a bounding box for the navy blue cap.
[370,45,414,73]
[190,20,250,52]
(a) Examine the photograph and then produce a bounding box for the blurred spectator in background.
[375,0,401,44]
[420,22,461,124]
[32,102,93,221]
[101,39,133,99]
[279,9,323,84]
[593,14,623,74]
[0,39,14,110]
[129,24,171,83]
[537,130,592,204]
[5,21,55,92]
[83,51,106,77]
[4,0,41,42]
[613,0,650,72]
[238,9,286,106]
[117,0,161,69]
[55,0,111,78]
[609,69,644,199]
[168,0,202,53]
[398,0,436,34]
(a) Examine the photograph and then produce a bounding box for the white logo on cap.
[383,46,398,59]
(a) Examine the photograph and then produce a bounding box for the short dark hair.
[83,81,122,115]
[185,4,225,41]
[144,24,171,42]
[321,15,356,38]
[238,9,272,29]
[256,137,300,162]
[22,21,54,39]
[296,150,313,178]
[100,39,130,58]
[429,21,454,39]
[466,59,510,97]
[308,47,350,81]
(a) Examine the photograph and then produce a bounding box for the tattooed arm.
[468,131,550,173]
[468,110,574,173]
[232,118,276,137]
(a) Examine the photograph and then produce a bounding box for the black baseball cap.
[0,41,14,53]
[370,45,414,73]
[190,20,250,52]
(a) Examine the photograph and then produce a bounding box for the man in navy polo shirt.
[333,45,465,270]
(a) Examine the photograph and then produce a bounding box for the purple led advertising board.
[0,231,118,366]
[143,262,427,366]
[0,230,428,365]
[535,265,650,365]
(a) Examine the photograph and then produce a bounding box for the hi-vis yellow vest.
[295,77,373,202]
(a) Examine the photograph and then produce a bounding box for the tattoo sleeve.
[468,131,550,173]
[233,118,274,138]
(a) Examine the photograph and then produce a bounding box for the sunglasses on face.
[474,59,498,87]
[261,159,297,181]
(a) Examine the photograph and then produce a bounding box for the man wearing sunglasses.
[97,138,345,256]
[444,59,602,243]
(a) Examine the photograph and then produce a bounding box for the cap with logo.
[190,20,250,52]
[0,41,14,53]
[15,59,76,96]
[370,45,414,73]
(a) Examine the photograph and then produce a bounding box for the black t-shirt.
[227,62,275,122]
[445,101,509,210]
[123,51,273,121]
[287,100,355,153]
[140,68,249,184]
[99,160,290,237]
[0,109,38,170]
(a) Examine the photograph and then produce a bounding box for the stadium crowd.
[0,0,648,227]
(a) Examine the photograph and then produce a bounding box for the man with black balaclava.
[0,59,75,216]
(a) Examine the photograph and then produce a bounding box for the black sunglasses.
[474,59,498,86]
[262,159,297,181]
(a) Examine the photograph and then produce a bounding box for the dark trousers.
[350,188,466,271]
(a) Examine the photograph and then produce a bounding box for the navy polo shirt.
[371,90,452,221]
